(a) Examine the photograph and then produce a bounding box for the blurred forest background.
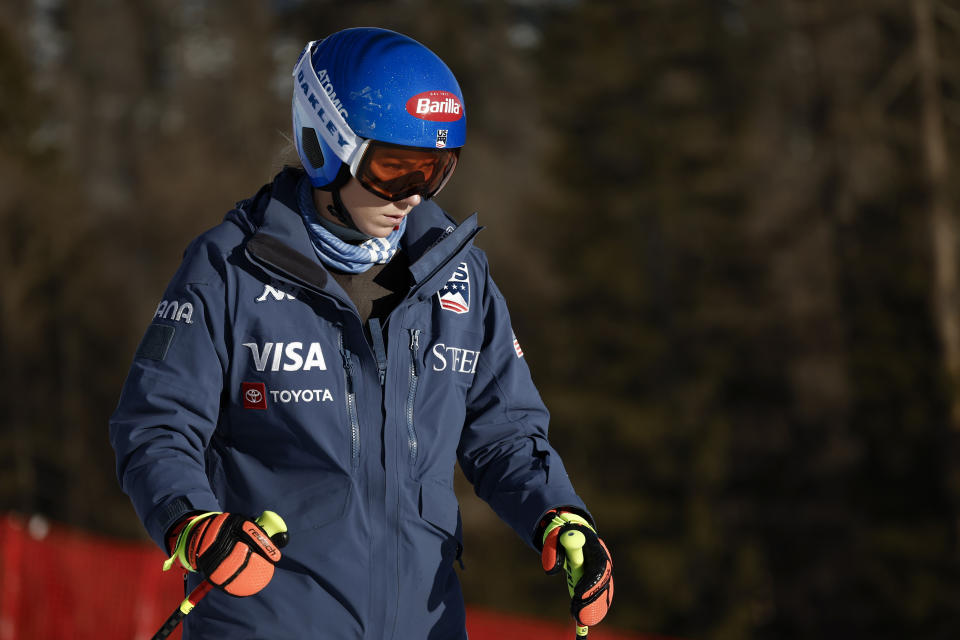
[3,0,960,638]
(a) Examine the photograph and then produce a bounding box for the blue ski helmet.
[292,28,466,195]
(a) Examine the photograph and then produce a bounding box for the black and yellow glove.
[540,510,614,628]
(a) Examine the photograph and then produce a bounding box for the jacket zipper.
[338,330,361,471]
[406,329,421,468]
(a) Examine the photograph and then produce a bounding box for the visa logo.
[242,342,327,372]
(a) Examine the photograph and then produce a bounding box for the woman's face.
[317,178,421,238]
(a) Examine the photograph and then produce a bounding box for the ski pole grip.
[255,510,289,547]
[561,530,585,573]
[560,529,589,638]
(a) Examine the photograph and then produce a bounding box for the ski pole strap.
[162,512,221,572]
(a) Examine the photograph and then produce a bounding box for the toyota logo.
[245,388,263,404]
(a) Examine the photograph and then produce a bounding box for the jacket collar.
[242,168,482,297]
[401,200,481,288]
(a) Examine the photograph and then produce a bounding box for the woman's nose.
[399,194,422,207]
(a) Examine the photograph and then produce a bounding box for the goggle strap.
[293,41,362,166]
[348,139,373,181]
[431,155,457,198]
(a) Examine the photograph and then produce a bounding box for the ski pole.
[150,510,289,640]
[560,529,589,639]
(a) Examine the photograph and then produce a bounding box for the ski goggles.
[349,139,460,202]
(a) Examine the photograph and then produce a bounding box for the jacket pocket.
[419,479,463,562]
[338,330,361,471]
[402,324,482,479]
[275,474,352,533]
[406,329,422,474]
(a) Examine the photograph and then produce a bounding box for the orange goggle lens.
[354,142,460,202]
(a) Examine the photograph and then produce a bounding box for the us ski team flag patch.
[438,262,470,314]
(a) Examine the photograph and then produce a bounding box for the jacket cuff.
[146,493,221,550]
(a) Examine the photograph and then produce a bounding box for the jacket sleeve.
[109,237,229,549]
[457,262,589,549]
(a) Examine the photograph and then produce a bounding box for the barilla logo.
[406,91,464,122]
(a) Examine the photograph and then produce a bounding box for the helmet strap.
[316,161,352,193]
[317,163,369,239]
[326,186,376,245]
[327,187,357,231]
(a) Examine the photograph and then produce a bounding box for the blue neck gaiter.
[297,176,406,274]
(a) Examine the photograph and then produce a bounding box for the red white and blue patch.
[438,262,470,314]
[512,331,524,358]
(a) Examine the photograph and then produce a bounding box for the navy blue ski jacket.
[110,168,588,639]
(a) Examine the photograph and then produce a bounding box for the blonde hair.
[270,130,303,174]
